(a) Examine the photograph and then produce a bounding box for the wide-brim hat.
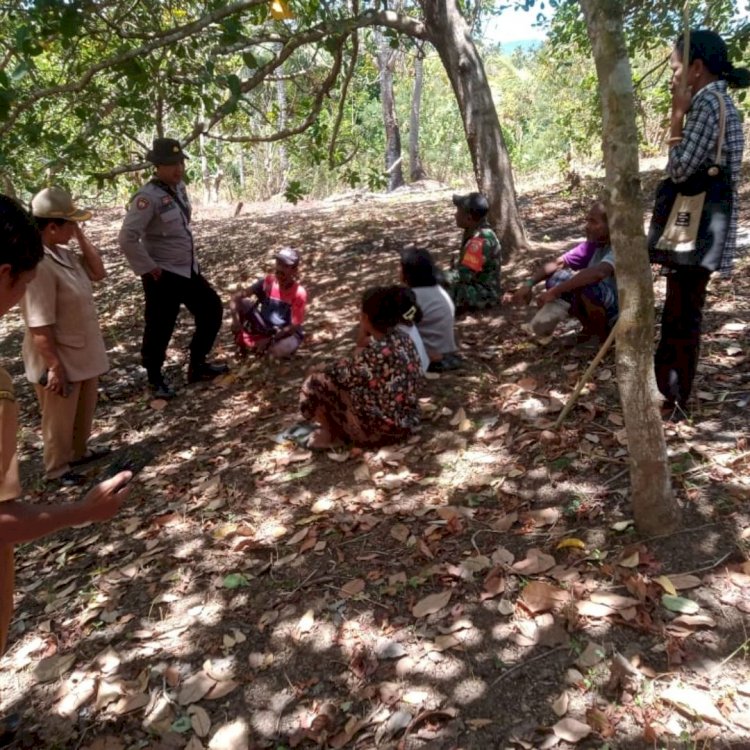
[146,138,189,165]
[452,191,489,218]
[31,186,92,222]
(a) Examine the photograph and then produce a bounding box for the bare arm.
[28,326,69,396]
[73,224,105,281]
[0,472,131,544]
[537,262,614,306]
[506,256,567,306]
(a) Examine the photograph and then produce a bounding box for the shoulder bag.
[647,91,732,272]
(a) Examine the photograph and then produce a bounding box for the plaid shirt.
[667,80,744,276]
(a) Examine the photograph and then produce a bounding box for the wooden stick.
[554,321,619,430]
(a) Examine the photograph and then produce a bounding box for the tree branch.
[203,36,347,144]
[0,0,269,137]
[329,31,359,168]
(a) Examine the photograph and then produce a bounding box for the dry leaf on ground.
[521,581,570,613]
[576,642,605,669]
[178,671,216,706]
[661,685,728,725]
[512,548,556,575]
[412,590,452,618]
[189,705,211,737]
[341,578,366,597]
[553,717,592,742]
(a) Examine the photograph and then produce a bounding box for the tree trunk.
[421,0,526,251]
[376,33,405,192]
[580,0,680,534]
[409,52,427,181]
[237,146,245,191]
[275,44,289,192]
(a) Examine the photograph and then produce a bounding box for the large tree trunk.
[580,0,680,534]
[421,0,526,251]
[409,52,427,181]
[376,33,405,192]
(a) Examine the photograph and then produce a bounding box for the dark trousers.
[141,270,223,383]
[654,267,711,407]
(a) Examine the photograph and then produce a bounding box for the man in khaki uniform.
[21,187,109,484]
[0,194,129,744]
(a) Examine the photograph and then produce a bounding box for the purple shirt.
[561,241,598,270]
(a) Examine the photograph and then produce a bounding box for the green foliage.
[0,0,748,203]
[283,179,308,204]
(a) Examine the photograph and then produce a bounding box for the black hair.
[675,29,750,89]
[400,246,439,288]
[395,286,423,326]
[361,285,409,334]
[0,194,44,277]
[34,216,69,232]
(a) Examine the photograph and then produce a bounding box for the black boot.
[187,362,229,384]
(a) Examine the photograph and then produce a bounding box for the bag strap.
[711,90,727,165]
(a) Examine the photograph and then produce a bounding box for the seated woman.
[300,286,424,449]
[394,286,429,373]
[230,247,307,358]
[400,247,461,371]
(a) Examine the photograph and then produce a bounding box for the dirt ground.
[0,170,749,750]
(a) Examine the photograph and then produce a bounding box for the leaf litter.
[1,183,750,748]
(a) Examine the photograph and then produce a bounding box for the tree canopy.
[1,0,747,201]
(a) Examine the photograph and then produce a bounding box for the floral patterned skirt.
[299,372,409,448]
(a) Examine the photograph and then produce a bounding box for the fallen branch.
[489,645,568,687]
[555,320,619,430]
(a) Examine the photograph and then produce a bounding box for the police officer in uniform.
[119,138,227,398]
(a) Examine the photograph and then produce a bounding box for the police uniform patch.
[136,197,149,210]
[161,196,172,206]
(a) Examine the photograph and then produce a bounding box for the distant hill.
[497,38,544,55]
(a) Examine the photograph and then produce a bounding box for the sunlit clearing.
[491,622,514,643]
[172,537,204,560]
[191,601,223,628]
[452,676,487,705]
[401,652,465,681]
[308,622,337,652]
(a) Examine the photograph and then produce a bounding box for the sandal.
[70,446,112,467]
[274,422,318,446]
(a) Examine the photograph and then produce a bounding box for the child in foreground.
[230,247,307,358]
[299,286,424,449]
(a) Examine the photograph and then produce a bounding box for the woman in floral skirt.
[300,286,424,449]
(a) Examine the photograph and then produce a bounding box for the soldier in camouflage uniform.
[447,192,502,314]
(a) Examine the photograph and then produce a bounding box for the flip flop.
[70,446,112,467]
[274,422,318,445]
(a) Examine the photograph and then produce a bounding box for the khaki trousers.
[34,377,99,478]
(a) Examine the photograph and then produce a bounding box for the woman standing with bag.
[653,29,749,420]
